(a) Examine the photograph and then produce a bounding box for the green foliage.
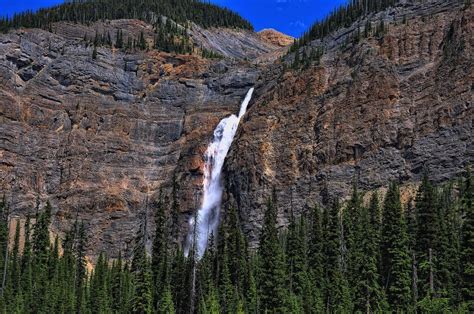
[460,167,474,310]
[0,0,252,56]
[0,170,470,312]
[258,197,288,312]
[417,294,451,313]
[0,0,253,33]
[201,47,223,59]
[415,173,441,296]
[323,200,353,312]
[381,183,412,311]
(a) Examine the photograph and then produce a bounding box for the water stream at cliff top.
[186,87,254,258]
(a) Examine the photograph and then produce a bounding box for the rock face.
[190,24,280,59]
[225,0,473,245]
[258,29,294,47]
[0,19,265,258]
[0,0,472,258]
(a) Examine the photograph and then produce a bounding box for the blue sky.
[1,0,347,37]
[212,0,347,37]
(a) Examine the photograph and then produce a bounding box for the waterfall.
[186,87,254,258]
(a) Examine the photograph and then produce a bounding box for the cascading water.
[186,87,254,258]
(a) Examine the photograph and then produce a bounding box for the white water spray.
[186,87,254,258]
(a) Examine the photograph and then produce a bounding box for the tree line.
[86,18,194,57]
[0,0,240,56]
[0,0,253,34]
[289,0,399,53]
[288,0,468,59]
[0,169,472,313]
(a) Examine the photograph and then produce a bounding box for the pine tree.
[31,201,52,313]
[151,190,167,309]
[381,183,412,311]
[170,248,187,313]
[415,173,440,297]
[354,203,386,312]
[33,201,52,265]
[308,205,324,286]
[343,183,364,296]
[225,206,248,293]
[218,242,234,313]
[437,183,462,304]
[89,252,110,313]
[460,168,473,310]
[286,213,308,298]
[131,218,153,314]
[258,197,287,312]
[323,200,353,312]
[110,253,123,313]
[158,283,175,313]
[368,192,383,279]
[0,196,8,293]
[20,214,33,308]
[75,222,87,312]
[245,255,259,314]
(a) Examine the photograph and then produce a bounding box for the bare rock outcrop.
[258,29,294,47]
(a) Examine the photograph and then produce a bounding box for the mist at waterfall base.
[185,88,254,258]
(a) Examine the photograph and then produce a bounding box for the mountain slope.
[225,0,473,244]
[0,13,274,257]
[0,0,253,32]
[0,0,472,260]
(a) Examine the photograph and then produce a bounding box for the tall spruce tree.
[286,213,309,299]
[323,200,352,312]
[354,203,387,312]
[226,206,248,294]
[258,197,287,312]
[460,168,473,310]
[151,190,168,309]
[131,213,153,314]
[343,183,364,305]
[415,173,440,297]
[308,205,324,286]
[437,183,462,304]
[31,201,52,313]
[0,196,7,291]
[381,183,412,311]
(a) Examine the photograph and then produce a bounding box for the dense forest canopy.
[0,170,472,312]
[0,0,253,33]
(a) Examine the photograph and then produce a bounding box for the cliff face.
[257,29,294,47]
[0,19,265,257]
[0,0,472,257]
[225,0,473,244]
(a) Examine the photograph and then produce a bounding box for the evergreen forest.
[0,170,472,313]
[0,0,253,33]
